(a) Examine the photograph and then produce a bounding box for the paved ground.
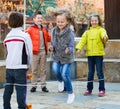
[0,81,120,109]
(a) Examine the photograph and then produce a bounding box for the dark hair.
[87,14,102,29]
[33,11,42,18]
[46,22,56,28]
[8,12,23,28]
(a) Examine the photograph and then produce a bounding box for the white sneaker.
[67,93,75,104]
[58,81,64,92]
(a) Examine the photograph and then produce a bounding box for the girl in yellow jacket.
[76,14,108,97]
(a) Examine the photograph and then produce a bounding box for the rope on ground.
[4,79,104,87]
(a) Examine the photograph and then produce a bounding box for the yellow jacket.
[76,26,108,56]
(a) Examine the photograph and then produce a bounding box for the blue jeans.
[3,69,27,109]
[87,56,105,92]
[52,61,73,93]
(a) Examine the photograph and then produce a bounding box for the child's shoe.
[98,91,105,97]
[42,87,49,92]
[84,90,92,96]
[58,81,64,92]
[30,87,36,92]
[67,93,75,104]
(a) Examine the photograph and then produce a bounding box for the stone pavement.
[0,81,120,109]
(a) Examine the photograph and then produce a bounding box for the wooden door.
[104,0,120,39]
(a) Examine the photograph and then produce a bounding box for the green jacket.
[76,26,108,56]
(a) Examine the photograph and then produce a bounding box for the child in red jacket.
[26,11,51,93]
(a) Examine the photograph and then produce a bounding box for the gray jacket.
[51,26,74,64]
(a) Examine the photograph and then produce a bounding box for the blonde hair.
[56,9,77,32]
[47,8,77,32]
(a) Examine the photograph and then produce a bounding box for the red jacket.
[26,24,51,55]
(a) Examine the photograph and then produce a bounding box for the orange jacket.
[26,24,51,55]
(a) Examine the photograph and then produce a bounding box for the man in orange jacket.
[26,11,51,92]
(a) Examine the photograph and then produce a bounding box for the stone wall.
[0,61,5,88]
[104,40,120,58]
[76,59,120,82]
[0,43,5,60]
[0,66,5,83]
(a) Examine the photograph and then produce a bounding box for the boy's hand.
[49,45,54,51]
[65,48,70,54]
